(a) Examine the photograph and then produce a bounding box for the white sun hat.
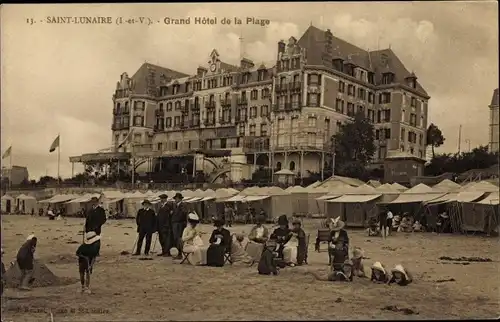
[84,231,101,245]
[188,212,200,221]
[371,261,386,275]
[391,264,409,280]
[26,234,35,241]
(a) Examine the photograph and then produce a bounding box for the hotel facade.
[70,26,430,183]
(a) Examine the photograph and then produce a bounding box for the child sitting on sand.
[76,231,101,294]
[370,261,389,283]
[309,259,354,282]
[258,239,279,276]
[351,247,366,278]
[388,264,413,286]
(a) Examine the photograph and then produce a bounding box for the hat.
[391,264,409,280]
[214,218,225,227]
[352,247,364,259]
[90,196,99,202]
[84,231,101,244]
[235,233,245,242]
[330,216,345,231]
[371,261,386,274]
[173,192,183,200]
[187,212,200,222]
[158,194,169,199]
[141,199,152,206]
[26,234,35,241]
[292,219,302,226]
[277,215,288,226]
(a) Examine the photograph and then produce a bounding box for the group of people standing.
[133,192,188,258]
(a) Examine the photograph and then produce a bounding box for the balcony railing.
[235,114,247,123]
[206,101,216,109]
[181,105,189,114]
[190,120,200,127]
[220,99,232,107]
[289,82,302,91]
[243,137,271,152]
[275,83,288,92]
[112,124,129,131]
[237,97,248,105]
[204,118,216,126]
[190,103,200,111]
[155,110,165,117]
[154,125,164,132]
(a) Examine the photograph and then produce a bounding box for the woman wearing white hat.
[389,264,413,286]
[351,247,366,278]
[370,261,389,283]
[76,231,101,294]
[328,217,349,270]
[181,213,207,265]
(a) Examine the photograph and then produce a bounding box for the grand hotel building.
[70,26,430,183]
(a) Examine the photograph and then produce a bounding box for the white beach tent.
[1,194,15,213]
[15,194,38,214]
[389,183,444,204]
[391,183,408,192]
[65,193,101,216]
[459,181,499,232]
[326,184,382,227]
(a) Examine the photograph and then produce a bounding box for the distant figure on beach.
[85,197,107,236]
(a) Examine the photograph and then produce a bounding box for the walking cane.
[151,233,158,254]
[131,235,139,254]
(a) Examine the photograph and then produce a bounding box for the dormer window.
[368,72,375,85]
[173,84,180,95]
[405,72,418,89]
[332,58,344,72]
[185,82,191,92]
[382,72,395,85]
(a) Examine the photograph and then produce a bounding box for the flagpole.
[57,133,61,184]
[9,147,12,190]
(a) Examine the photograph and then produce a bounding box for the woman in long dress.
[246,215,269,261]
[181,213,207,265]
[206,218,231,267]
[328,217,349,271]
[270,215,297,267]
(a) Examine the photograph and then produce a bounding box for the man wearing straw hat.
[171,193,187,259]
[133,200,157,256]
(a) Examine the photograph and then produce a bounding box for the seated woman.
[412,220,424,232]
[230,233,254,267]
[181,212,207,266]
[206,218,231,267]
[398,215,413,233]
[290,220,307,266]
[270,215,295,267]
[366,216,381,236]
[389,264,413,286]
[370,261,390,283]
[351,247,366,278]
[328,217,349,270]
[258,239,279,276]
[309,259,353,282]
[246,216,269,261]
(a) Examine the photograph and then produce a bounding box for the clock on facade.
[210,64,217,72]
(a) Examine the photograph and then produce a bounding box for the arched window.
[276,162,282,171]
[289,161,295,171]
[159,103,164,111]
[116,102,121,113]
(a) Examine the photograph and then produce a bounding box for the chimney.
[240,58,254,69]
[197,66,207,77]
[278,40,286,54]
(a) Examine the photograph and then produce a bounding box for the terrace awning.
[186,197,202,203]
[456,191,485,203]
[326,194,381,203]
[390,193,444,204]
[316,194,341,201]
[223,195,246,203]
[476,192,499,205]
[244,195,270,202]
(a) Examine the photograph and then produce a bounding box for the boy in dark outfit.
[206,218,231,267]
[258,240,279,276]
[76,231,101,294]
[16,235,37,290]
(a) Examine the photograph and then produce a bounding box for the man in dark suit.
[156,194,173,257]
[133,200,157,256]
[171,193,187,259]
[85,197,107,236]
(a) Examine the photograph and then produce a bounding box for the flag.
[49,135,60,153]
[118,129,134,148]
[2,146,12,159]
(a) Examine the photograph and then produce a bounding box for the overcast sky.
[1,2,498,180]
